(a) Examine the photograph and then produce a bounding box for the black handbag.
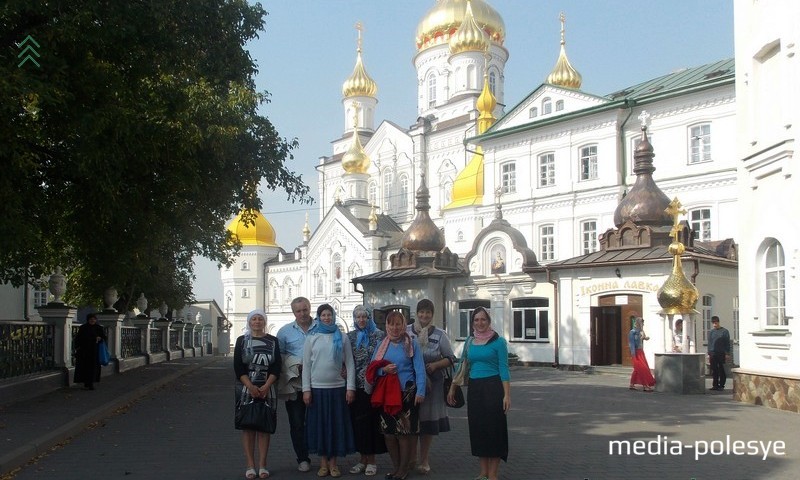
[444,369,465,408]
[235,399,277,433]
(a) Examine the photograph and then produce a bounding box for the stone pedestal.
[37,304,78,368]
[132,316,153,355]
[97,312,125,362]
[655,353,705,394]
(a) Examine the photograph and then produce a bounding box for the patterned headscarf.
[315,304,343,364]
[352,305,377,350]
[243,309,267,362]
[471,306,497,345]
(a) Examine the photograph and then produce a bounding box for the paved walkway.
[1,356,798,479]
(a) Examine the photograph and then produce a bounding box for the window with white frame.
[33,284,49,307]
[241,260,249,271]
[690,208,712,241]
[581,220,598,255]
[529,107,538,118]
[538,153,555,187]
[489,71,496,95]
[457,300,490,338]
[689,123,711,164]
[701,294,713,343]
[542,97,552,115]
[540,225,555,261]
[427,74,437,107]
[399,174,410,213]
[764,240,786,327]
[501,162,516,194]
[332,254,343,294]
[555,99,564,111]
[383,169,393,212]
[511,298,549,341]
[241,288,249,298]
[368,181,377,207]
[579,145,598,181]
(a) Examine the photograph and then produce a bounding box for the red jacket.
[366,359,402,415]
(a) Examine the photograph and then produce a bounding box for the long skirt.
[419,371,451,435]
[629,349,655,387]
[467,375,508,461]
[306,387,356,457]
[350,388,387,455]
[379,382,420,436]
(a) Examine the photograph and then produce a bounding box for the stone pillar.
[153,318,172,353]
[97,312,125,360]
[37,304,78,369]
[172,321,187,350]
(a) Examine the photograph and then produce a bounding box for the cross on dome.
[638,110,651,129]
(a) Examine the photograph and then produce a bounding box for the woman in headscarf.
[406,299,455,475]
[302,304,356,478]
[369,310,426,480]
[345,305,387,476]
[73,312,107,390]
[234,309,281,479]
[447,307,510,480]
[628,316,655,392]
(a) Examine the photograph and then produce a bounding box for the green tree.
[0,0,311,311]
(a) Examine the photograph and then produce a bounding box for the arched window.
[399,174,410,213]
[383,169,393,212]
[489,71,497,95]
[427,73,437,107]
[332,254,343,294]
[764,240,786,326]
[542,97,552,115]
[368,181,377,207]
[441,177,453,206]
[241,260,249,271]
[555,99,564,111]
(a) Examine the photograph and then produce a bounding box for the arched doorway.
[590,294,642,366]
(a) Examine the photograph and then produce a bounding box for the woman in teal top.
[448,306,510,480]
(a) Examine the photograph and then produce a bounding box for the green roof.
[607,58,734,101]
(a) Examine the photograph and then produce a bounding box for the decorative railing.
[150,328,164,353]
[0,322,55,379]
[120,326,143,358]
[183,330,193,349]
[169,329,179,350]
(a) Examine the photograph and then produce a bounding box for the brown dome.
[613,126,671,227]
[401,174,445,252]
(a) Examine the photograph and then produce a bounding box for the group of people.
[234,297,511,480]
[628,314,732,392]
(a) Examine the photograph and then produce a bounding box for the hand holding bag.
[443,368,465,408]
[235,396,277,433]
[447,337,471,408]
[97,340,110,366]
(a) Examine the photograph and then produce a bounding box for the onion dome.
[302,213,311,242]
[613,122,672,227]
[341,106,371,174]
[401,173,446,252]
[342,24,378,98]
[476,70,497,134]
[227,209,277,247]
[368,204,378,231]
[657,198,700,314]
[445,146,484,208]
[545,13,582,89]
[416,0,505,52]
[448,1,489,54]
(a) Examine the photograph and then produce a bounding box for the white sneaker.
[298,461,311,472]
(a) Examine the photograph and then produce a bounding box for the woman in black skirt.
[448,307,510,480]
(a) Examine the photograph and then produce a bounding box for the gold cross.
[665,197,686,241]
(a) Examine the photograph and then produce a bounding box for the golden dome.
[227,209,278,247]
[448,1,489,55]
[475,73,496,134]
[342,25,378,98]
[445,146,484,209]
[546,13,582,89]
[341,107,371,174]
[657,198,699,314]
[416,0,505,52]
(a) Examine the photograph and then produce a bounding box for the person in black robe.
[73,312,107,390]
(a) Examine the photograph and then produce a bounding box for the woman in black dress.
[73,312,107,390]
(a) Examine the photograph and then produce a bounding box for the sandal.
[330,466,342,478]
[629,385,637,390]
[416,464,430,475]
[643,387,654,392]
[317,467,329,477]
[259,467,270,478]
[365,464,378,476]
[245,467,256,479]
[350,463,366,474]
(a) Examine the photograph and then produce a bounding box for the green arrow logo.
[16,35,41,68]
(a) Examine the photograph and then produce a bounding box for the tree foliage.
[0,0,311,311]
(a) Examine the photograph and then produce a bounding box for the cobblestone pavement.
[2,356,798,479]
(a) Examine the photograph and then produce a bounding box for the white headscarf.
[243,309,267,362]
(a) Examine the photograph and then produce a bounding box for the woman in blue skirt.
[302,304,356,477]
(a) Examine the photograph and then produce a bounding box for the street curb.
[0,357,216,476]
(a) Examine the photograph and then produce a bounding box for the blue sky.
[192,0,734,302]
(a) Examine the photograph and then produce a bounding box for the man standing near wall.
[277,296,316,472]
[707,316,731,391]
